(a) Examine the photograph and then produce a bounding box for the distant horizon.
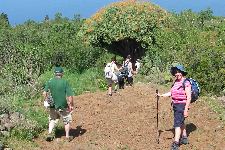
[0,0,225,26]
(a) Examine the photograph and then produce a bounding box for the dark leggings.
[127,77,133,86]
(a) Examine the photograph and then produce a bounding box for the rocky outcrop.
[0,112,24,136]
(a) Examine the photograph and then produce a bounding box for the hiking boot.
[171,141,179,150]
[180,137,189,145]
[66,136,73,142]
[46,133,54,142]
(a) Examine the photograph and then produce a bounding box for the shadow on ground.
[55,125,86,139]
[165,123,197,139]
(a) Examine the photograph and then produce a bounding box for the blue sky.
[0,0,225,25]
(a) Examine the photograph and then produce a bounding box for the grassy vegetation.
[38,67,107,96]
[5,138,38,150]
[203,96,225,122]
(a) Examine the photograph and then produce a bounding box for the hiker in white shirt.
[123,55,133,86]
[104,57,119,96]
[135,59,141,74]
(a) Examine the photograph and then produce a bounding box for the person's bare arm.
[67,96,74,112]
[184,85,191,117]
[158,92,171,97]
[114,64,120,72]
[128,62,133,72]
[43,91,47,101]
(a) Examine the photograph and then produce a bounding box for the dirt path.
[35,83,225,150]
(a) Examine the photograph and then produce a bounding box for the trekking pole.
[156,89,160,144]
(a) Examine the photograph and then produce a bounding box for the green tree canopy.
[0,12,10,28]
[78,0,168,60]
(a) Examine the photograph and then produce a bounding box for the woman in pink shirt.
[158,64,191,150]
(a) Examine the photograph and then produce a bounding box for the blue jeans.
[173,103,186,128]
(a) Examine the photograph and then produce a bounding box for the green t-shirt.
[44,77,74,109]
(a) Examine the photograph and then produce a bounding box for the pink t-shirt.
[171,78,191,104]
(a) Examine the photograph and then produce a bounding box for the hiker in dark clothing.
[157,64,191,150]
[116,63,126,89]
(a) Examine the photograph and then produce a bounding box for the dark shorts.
[49,108,72,125]
[173,103,185,128]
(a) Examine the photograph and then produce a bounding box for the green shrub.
[38,67,107,96]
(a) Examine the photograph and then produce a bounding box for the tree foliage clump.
[0,13,10,28]
[140,9,225,95]
[0,13,104,96]
[78,0,168,49]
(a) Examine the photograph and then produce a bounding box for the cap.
[54,66,64,73]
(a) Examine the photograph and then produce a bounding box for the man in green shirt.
[43,66,74,142]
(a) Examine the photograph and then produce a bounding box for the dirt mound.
[35,83,225,150]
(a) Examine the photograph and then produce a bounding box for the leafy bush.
[0,16,104,91]
[38,67,107,96]
[140,9,225,95]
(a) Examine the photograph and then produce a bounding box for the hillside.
[32,83,225,150]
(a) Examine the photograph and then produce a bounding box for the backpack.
[122,61,129,76]
[104,63,113,79]
[183,78,200,103]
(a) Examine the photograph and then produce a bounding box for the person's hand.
[67,96,74,112]
[68,105,74,112]
[44,100,50,108]
[155,94,160,98]
[184,109,188,118]
[156,92,171,98]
